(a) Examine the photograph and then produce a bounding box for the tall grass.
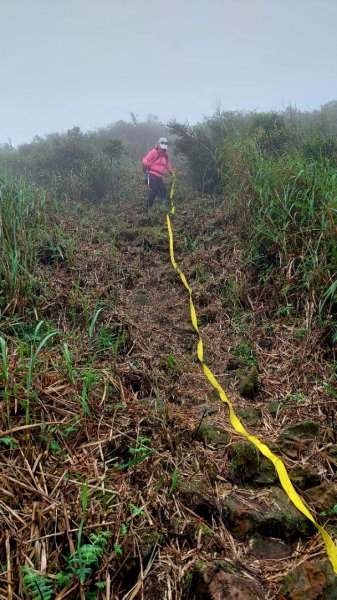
[225,141,337,317]
[25,321,59,423]
[169,110,337,324]
[0,336,10,427]
[0,175,47,314]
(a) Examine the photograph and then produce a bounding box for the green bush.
[0,119,167,202]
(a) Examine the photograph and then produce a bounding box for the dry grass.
[0,193,336,599]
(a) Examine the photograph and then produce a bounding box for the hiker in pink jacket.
[142,137,173,208]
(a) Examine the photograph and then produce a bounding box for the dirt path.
[109,193,337,597]
[3,192,336,599]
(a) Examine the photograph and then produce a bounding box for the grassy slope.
[0,185,336,599]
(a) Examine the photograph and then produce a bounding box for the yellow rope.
[165,176,337,573]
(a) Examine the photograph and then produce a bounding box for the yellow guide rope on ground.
[165,177,337,573]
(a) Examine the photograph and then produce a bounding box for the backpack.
[142,149,166,182]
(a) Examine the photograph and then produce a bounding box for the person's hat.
[158,137,168,149]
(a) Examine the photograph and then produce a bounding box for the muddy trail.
[1,190,337,599]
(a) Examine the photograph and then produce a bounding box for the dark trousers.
[147,174,168,208]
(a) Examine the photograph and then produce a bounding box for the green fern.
[68,530,110,584]
[89,530,111,548]
[129,503,144,517]
[55,571,72,589]
[22,566,54,600]
[113,542,123,556]
[0,437,18,447]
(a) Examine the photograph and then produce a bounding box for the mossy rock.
[258,486,315,540]
[228,441,259,483]
[280,559,337,600]
[250,536,292,559]
[237,407,262,426]
[195,423,229,446]
[255,459,278,486]
[222,495,261,540]
[289,465,320,490]
[305,482,337,513]
[278,421,319,442]
[223,487,315,542]
[277,421,319,458]
[184,560,265,600]
[237,367,259,399]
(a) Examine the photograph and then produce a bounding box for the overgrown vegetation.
[0,175,64,314]
[1,106,337,598]
[0,115,167,202]
[231,144,337,314]
[169,101,337,332]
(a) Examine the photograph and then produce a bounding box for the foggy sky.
[1,0,337,145]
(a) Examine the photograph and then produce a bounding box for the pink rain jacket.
[142,147,173,179]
